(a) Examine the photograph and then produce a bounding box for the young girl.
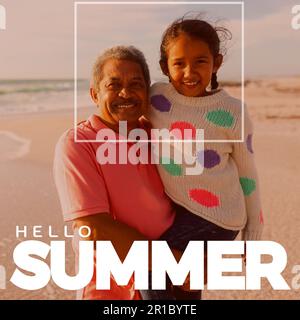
[140,16,264,300]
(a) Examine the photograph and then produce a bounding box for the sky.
[0,0,299,80]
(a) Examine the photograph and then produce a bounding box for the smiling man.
[53,46,176,300]
[90,49,148,131]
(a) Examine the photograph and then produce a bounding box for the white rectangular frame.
[74,1,244,143]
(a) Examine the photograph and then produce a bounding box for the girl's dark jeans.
[139,203,240,300]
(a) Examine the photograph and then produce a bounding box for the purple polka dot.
[197,149,221,169]
[151,95,171,112]
[246,134,254,153]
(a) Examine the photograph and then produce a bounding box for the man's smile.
[112,99,140,110]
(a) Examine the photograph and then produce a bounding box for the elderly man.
[53,46,177,299]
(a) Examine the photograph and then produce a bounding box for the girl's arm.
[231,105,264,241]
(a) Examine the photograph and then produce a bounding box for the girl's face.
[164,34,222,97]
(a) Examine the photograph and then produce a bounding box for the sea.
[0,79,92,116]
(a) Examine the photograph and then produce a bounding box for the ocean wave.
[0,79,88,95]
[0,87,73,95]
[0,80,92,115]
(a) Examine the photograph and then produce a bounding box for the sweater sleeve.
[231,105,264,240]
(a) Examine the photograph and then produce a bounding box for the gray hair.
[91,45,151,91]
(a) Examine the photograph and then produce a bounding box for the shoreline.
[0,108,92,165]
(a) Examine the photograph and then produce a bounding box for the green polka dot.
[239,177,256,196]
[160,157,182,176]
[206,110,234,128]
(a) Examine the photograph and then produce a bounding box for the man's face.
[92,59,148,128]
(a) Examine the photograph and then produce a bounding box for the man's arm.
[73,212,183,267]
[73,212,148,262]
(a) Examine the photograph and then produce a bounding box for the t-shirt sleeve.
[53,130,110,221]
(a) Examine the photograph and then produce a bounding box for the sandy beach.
[0,77,300,300]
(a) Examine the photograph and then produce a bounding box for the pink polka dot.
[189,189,220,208]
[170,121,196,140]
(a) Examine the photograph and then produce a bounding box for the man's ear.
[90,87,99,105]
[159,60,169,77]
[213,54,223,73]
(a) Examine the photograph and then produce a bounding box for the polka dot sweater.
[148,82,264,241]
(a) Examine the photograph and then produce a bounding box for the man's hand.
[73,213,147,262]
[73,213,184,272]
